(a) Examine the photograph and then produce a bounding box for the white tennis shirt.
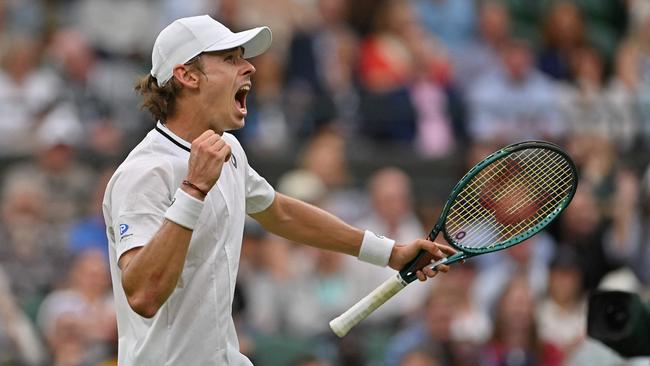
[103,122,275,365]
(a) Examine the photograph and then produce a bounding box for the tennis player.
[103,15,454,365]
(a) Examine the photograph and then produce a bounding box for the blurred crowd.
[0,0,649,365]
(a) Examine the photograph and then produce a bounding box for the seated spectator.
[351,167,430,319]
[0,34,65,156]
[384,278,466,366]
[37,249,116,366]
[0,175,69,315]
[357,0,417,143]
[285,0,360,137]
[0,264,46,365]
[242,234,304,335]
[473,232,555,315]
[244,232,358,338]
[606,40,644,150]
[629,8,650,133]
[553,182,618,291]
[606,9,650,147]
[482,278,563,366]
[467,38,564,143]
[536,247,587,359]
[405,25,456,157]
[538,2,588,81]
[47,28,142,156]
[603,166,650,285]
[300,130,367,223]
[286,247,362,336]
[446,262,492,366]
[4,119,96,232]
[452,0,511,92]
[557,46,636,151]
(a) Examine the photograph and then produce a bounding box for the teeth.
[239,85,250,93]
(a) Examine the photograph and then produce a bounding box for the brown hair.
[134,55,203,122]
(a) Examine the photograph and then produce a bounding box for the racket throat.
[399,251,467,283]
[428,251,466,270]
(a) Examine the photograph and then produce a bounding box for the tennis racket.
[329,140,578,337]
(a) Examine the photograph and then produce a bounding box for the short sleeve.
[245,164,275,214]
[108,162,173,259]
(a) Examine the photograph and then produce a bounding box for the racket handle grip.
[329,273,407,337]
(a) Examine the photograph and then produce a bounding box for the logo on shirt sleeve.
[230,154,237,169]
[119,224,133,241]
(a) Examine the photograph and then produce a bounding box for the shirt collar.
[155,121,191,153]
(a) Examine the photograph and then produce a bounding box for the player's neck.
[165,105,223,142]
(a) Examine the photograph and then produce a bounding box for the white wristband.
[358,230,395,267]
[164,189,205,230]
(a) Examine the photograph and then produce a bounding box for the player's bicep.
[248,193,283,227]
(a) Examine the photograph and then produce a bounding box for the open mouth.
[234,84,250,115]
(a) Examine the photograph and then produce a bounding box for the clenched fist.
[183,130,231,199]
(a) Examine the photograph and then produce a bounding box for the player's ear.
[172,64,201,89]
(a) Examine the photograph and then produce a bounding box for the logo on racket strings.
[455,231,466,241]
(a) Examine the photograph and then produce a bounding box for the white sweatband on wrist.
[164,189,205,230]
[358,230,395,267]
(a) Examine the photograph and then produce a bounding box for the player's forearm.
[121,220,193,318]
[251,193,364,257]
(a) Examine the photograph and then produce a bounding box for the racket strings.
[454,149,558,240]
[446,148,574,250]
[447,153,545,233]
[455,150,572,247]
[497,150,569,216]
[479,149,561,206]
[460,149,566,220]
[494,152,572,238]
[450,170,568,249]
[506,151,573,214]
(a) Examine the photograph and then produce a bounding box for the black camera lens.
[588,290,650,357]
[603,298,630,333]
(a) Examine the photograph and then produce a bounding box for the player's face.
[198,48,255,133]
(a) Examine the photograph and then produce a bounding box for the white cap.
[151,15,272,86]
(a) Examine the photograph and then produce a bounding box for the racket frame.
[399,140,578,283]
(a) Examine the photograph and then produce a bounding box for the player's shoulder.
[115,142,175,178]
[222,132,248,163]
[107,140,177,196]
[222,132,244,151]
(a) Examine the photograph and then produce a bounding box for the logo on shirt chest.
[230,154,237,169]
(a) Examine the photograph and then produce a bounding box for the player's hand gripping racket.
[329,141,578,337]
